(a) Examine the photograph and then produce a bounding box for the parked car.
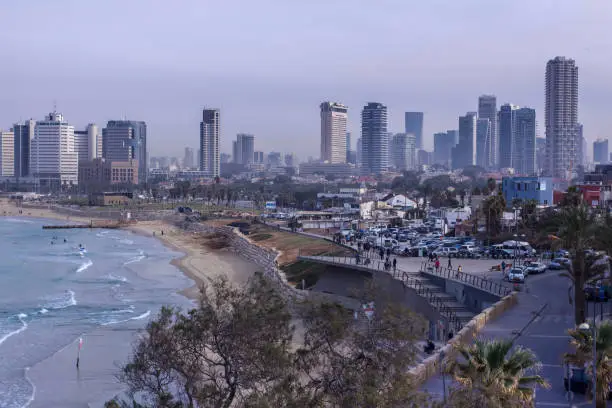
[524,261,547,275]
[507,268,526,283]
[549,257,571,270]
[432,247,459,258]
[489,248,513,259]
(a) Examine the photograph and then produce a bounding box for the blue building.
[501,176,554,207]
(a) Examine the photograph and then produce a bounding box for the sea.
[0,217,194,407]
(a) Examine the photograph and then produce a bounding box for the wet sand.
[128,220,262,299]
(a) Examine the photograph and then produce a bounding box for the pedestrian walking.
[447,257,452,269]
[458,265,463,274]
[435,259,440,272]
[393,258,397,272]
[501,260,506,275]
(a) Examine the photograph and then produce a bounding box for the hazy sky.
[2,0,611,160]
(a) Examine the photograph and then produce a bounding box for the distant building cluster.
[3,56,603,192]
[0,112,145,191]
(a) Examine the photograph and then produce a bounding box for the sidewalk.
[421,291,546,399]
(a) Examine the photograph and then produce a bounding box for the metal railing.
[297,253,466,333]
[420,261,511,297]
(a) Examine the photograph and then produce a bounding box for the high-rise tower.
[320,102,348,164]
[199,108,220,177]
[545,57,579,178]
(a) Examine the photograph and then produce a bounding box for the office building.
[12,119,34,178]
[0,131,14,177]
[320,102,348,164]
[253,151,264,164]
[220,152,231,164]
[361,102,388,175]
[502,177,554,207]
[545,56,579,178]
[356,138,362,167]
[478,95,497,168]
[476,118,490,169]
[405,112,424,149]
[594,139,609,164]
[433,131,458,167]
[267,151,282,167]
[74,124,102,163]
[578,123,586,167]
[233,133,255,165]
[102,120,147,183]
[183,147,195,168]
[346,132,351,163]
[451,112,477,170]
[498,104,519,170]
[391,133,416,171]
[417,149,433,167]
[285,153,295,167]
[199,108,220,177]
[79,158,138,187]
[514,108,537,175]
[536,137,546,174]
[31,111,78,188]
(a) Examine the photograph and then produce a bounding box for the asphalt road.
[421,261,609,407]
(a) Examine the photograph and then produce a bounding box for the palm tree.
[448,338,548,407]
[487,177,497,194]
[483,193,506,237]
[565,321,612,408]
[556,204,610,325]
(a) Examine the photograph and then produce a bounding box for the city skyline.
[2,1,611,160]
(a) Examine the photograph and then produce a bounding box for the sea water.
[0,218,194,407]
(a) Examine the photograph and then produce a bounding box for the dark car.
[489,248,512,259]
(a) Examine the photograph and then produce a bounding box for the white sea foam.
[119,239,134,245]
[106,274,128,283]
[101,310,151,326]
[38,308,48,314]
[44,290,77,310]
[3,218,34,224]
[123,250,145,265]
[22,367,36,408]
[0,313,28,346]
[75,259,93,273]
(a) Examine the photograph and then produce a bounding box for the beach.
[127,220,262,299]
[0,200,266,407]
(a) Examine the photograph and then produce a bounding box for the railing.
[398,271,464,333]
[419,261,512,297]
[297,253,465,333]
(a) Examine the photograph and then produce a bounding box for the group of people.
[428,252,462,274]
[354,246,397,273]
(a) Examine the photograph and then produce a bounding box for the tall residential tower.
[478,95,497,168]
[199,108,220,177]
[545,57,579,179]
[361,102,388,175]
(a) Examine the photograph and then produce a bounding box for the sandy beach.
[128,220,261,298]
[0,199,262,299]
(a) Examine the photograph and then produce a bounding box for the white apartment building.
[320,102,348,164]
[31,112,78,188]
[0,131,14,177]
[199,108,220,178]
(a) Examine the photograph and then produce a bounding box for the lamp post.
[578,317,597,408]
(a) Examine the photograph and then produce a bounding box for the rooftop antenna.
[53,100,57,112]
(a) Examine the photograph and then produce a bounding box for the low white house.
[385,194,417,209]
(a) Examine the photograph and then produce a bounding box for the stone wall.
[409,291,518,387]
[179,221,306,302]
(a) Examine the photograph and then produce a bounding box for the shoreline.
[0,200,262,301]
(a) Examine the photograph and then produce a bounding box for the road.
[419,259,612,407]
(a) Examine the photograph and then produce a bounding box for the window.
[544,200,548,205]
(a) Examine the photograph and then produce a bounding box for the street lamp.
[578,321,597,408]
